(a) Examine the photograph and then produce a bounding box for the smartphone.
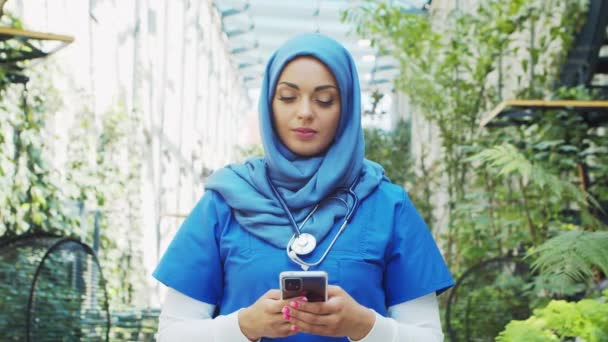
[280,270,328,302]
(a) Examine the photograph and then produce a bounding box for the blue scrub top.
[154,181,454,341]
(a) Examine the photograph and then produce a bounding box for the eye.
[278,96,296,103]
[316,98,334,107]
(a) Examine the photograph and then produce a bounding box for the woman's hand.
[285,285,376,340]
[238,289,298,341]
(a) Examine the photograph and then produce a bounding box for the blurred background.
[0,0,606,341]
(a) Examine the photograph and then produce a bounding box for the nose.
[297,98,313,119]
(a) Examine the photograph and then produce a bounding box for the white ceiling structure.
[212,0,430,101]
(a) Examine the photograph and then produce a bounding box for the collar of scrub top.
[266,165,361,271]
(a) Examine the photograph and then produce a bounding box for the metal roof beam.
[225,24,254,37]
[220,3,250,17]
[230,42,259,55]
[371,65,398,72]
[370,79,390,85]
[251,16,346,32]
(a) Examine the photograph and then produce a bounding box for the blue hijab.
[206,33,385,248]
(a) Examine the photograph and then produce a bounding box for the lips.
[294,128,317,134]
[292,128,317,140]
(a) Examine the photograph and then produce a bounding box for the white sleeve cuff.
[213,310,260,342]
[158,288,260,342]
[348,310,396,342]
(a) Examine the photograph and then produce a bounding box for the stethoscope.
[267,173,360,271]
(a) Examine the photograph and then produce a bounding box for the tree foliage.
[0,13,147,312]
[364,120,412,187]
[345,0,606,338]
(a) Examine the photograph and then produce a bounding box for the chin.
[290,147,327,158]
[293,151,317,157]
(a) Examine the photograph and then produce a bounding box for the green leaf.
[528,231,608,282]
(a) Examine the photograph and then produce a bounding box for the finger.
[288,317,330,337]
[295,293,347,315]
[281,304,311,322]
[287,298,331,315]
[289,300,339,315]
[286,305,328,326]
[273,319,300,338]
[265,300,292,315]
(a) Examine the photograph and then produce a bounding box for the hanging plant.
[0,70,77,237]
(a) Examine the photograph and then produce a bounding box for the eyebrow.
[279,81,337,92]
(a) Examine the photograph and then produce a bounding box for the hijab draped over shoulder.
[206,33,385,248]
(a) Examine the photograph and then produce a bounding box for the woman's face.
[272,56,341,157]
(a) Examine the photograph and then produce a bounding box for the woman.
[153,33,454,341]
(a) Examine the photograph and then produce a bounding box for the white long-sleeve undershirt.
[157,287,444,342]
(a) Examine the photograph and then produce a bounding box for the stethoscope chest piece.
[292,233,317,255]
[266,163,361,269]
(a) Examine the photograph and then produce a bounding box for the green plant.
[0,61,77,238]
[343,0,592,274]
[446,257,536,341]
[0,26,146,325]
[497,291,608,342]
[345,2,607,339]
[469,143,607,298]
[0,241,109,341]
[87,105,146,310]
[469,143,602,241]
[529,231,608,293]
[363,120,412,187]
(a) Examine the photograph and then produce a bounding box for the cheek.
[271,102,282,124]
[271,103,290,133]
[271,101,279,121]
[327,109,341,133]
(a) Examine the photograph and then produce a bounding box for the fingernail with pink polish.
[291,325,299,332]
[300,296,308,302]
[282,306,290,315]
[290,301,299,308]
[283,313,291,321]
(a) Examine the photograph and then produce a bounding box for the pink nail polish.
[300,296,308,302]
[291,325,299,332]
[283,313,291,321]
[282,306,290,315]
[290,301,299,308]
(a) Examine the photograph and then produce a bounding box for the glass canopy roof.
[212,0,429,100]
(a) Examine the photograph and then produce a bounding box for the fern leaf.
[529,231,608,282]
[469,143,602,212]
